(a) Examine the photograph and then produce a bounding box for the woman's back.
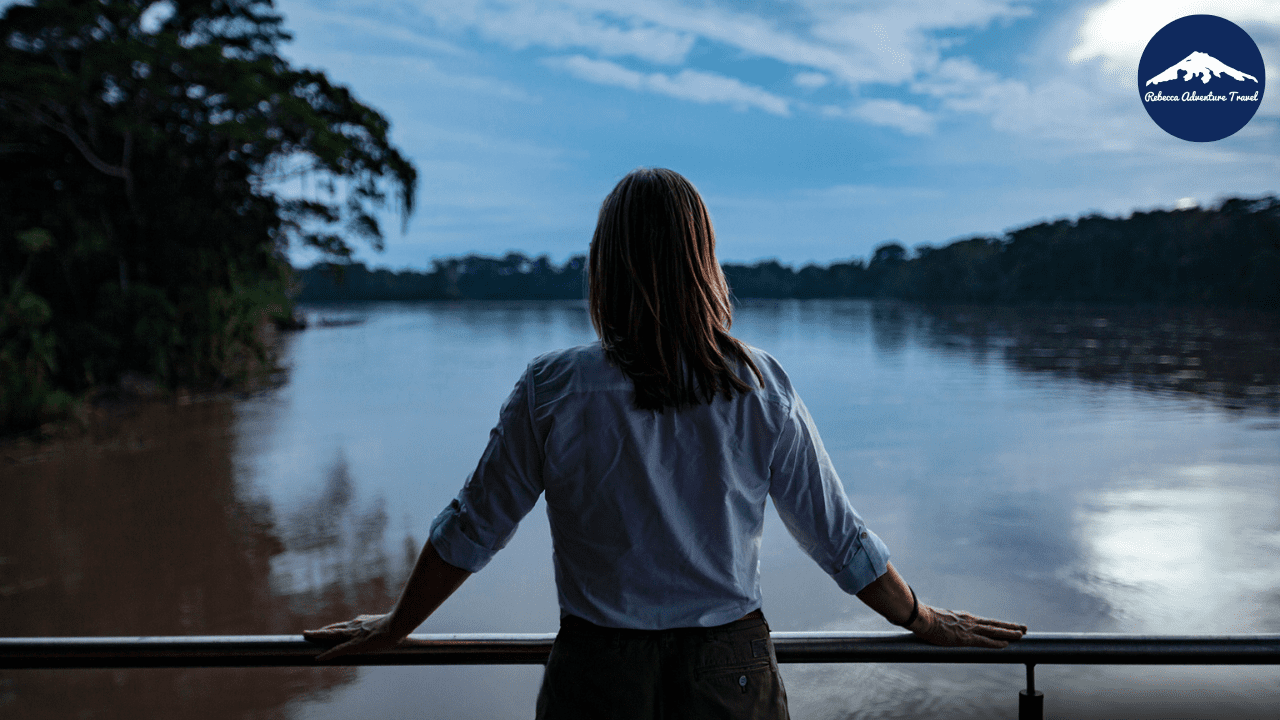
[537,342,779,629]
[430,340,890,630]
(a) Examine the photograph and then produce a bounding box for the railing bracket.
[1019,662,1044,720]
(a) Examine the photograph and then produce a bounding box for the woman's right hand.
[304,613,402,662]
[907,605,1028,648]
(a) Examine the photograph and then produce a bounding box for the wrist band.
[900,586,919,628]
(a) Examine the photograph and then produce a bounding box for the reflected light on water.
[1075,464,1280,634]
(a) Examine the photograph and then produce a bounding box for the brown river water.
[2,299,1278,719]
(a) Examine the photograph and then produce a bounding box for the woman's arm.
[855,561,1027,648]
[304,539,472,661]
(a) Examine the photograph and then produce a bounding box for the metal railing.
[4,632,1279,720]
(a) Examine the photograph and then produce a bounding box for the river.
[3,299,1278,719]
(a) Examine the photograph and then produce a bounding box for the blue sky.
[17,0,1280,267]
[265,0,1279,269]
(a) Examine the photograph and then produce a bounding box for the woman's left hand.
[908,605,1027,648]
[303,613,402,662]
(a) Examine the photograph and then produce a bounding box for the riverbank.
[1,319,292,450]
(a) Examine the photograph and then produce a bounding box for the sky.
[16,0,1280,267]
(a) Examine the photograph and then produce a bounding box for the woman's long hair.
[589,168,763,411]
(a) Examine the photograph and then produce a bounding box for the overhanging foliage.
[1,0,416,433]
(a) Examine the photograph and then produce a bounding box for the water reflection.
[0,402,407,719]
[272,450,416,613]
[915,304,1280,412]
[3,299,1278,719]
[870,302,910,357]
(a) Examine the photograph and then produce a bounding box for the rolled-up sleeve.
[768,393,891,595]
[429,363,545,572]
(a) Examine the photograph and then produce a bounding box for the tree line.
[297,195,1279,309]
[296,253,586,302]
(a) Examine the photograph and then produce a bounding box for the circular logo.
[1138,15,1265,142]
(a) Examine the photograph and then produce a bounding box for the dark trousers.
[535,609,790,720]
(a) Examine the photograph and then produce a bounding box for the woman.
[305,168,1027,718]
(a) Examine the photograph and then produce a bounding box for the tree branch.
[16,98,128,179]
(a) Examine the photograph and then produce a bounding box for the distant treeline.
[296,196,1280,309]
[296,254,589,302]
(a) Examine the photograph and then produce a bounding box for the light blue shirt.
[430,342,891,629]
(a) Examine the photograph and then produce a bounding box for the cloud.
[912,56,1023,114]
[794,71,830,89]
[311,0,1280,144]
[1069,0,1280,84]
[319,52,538,103]
[402,0,695,64]
[392,118,573,162]
[570,0,1034,86]
[324,0,1046,135]
[281,3,469,58]
[545,55,791,115]
[909,56,1148,148]
[801,0,1033,83]
[823,99,936,135]
[388,0,1036,87]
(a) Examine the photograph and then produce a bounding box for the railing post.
[1019,663,1044,720]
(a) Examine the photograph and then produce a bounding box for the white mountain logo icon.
[1145,51,1258,86]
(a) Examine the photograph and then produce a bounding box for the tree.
[0,0,416,432]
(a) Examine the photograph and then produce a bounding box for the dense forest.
[1,0,414,434]
[297,195,1279,309]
